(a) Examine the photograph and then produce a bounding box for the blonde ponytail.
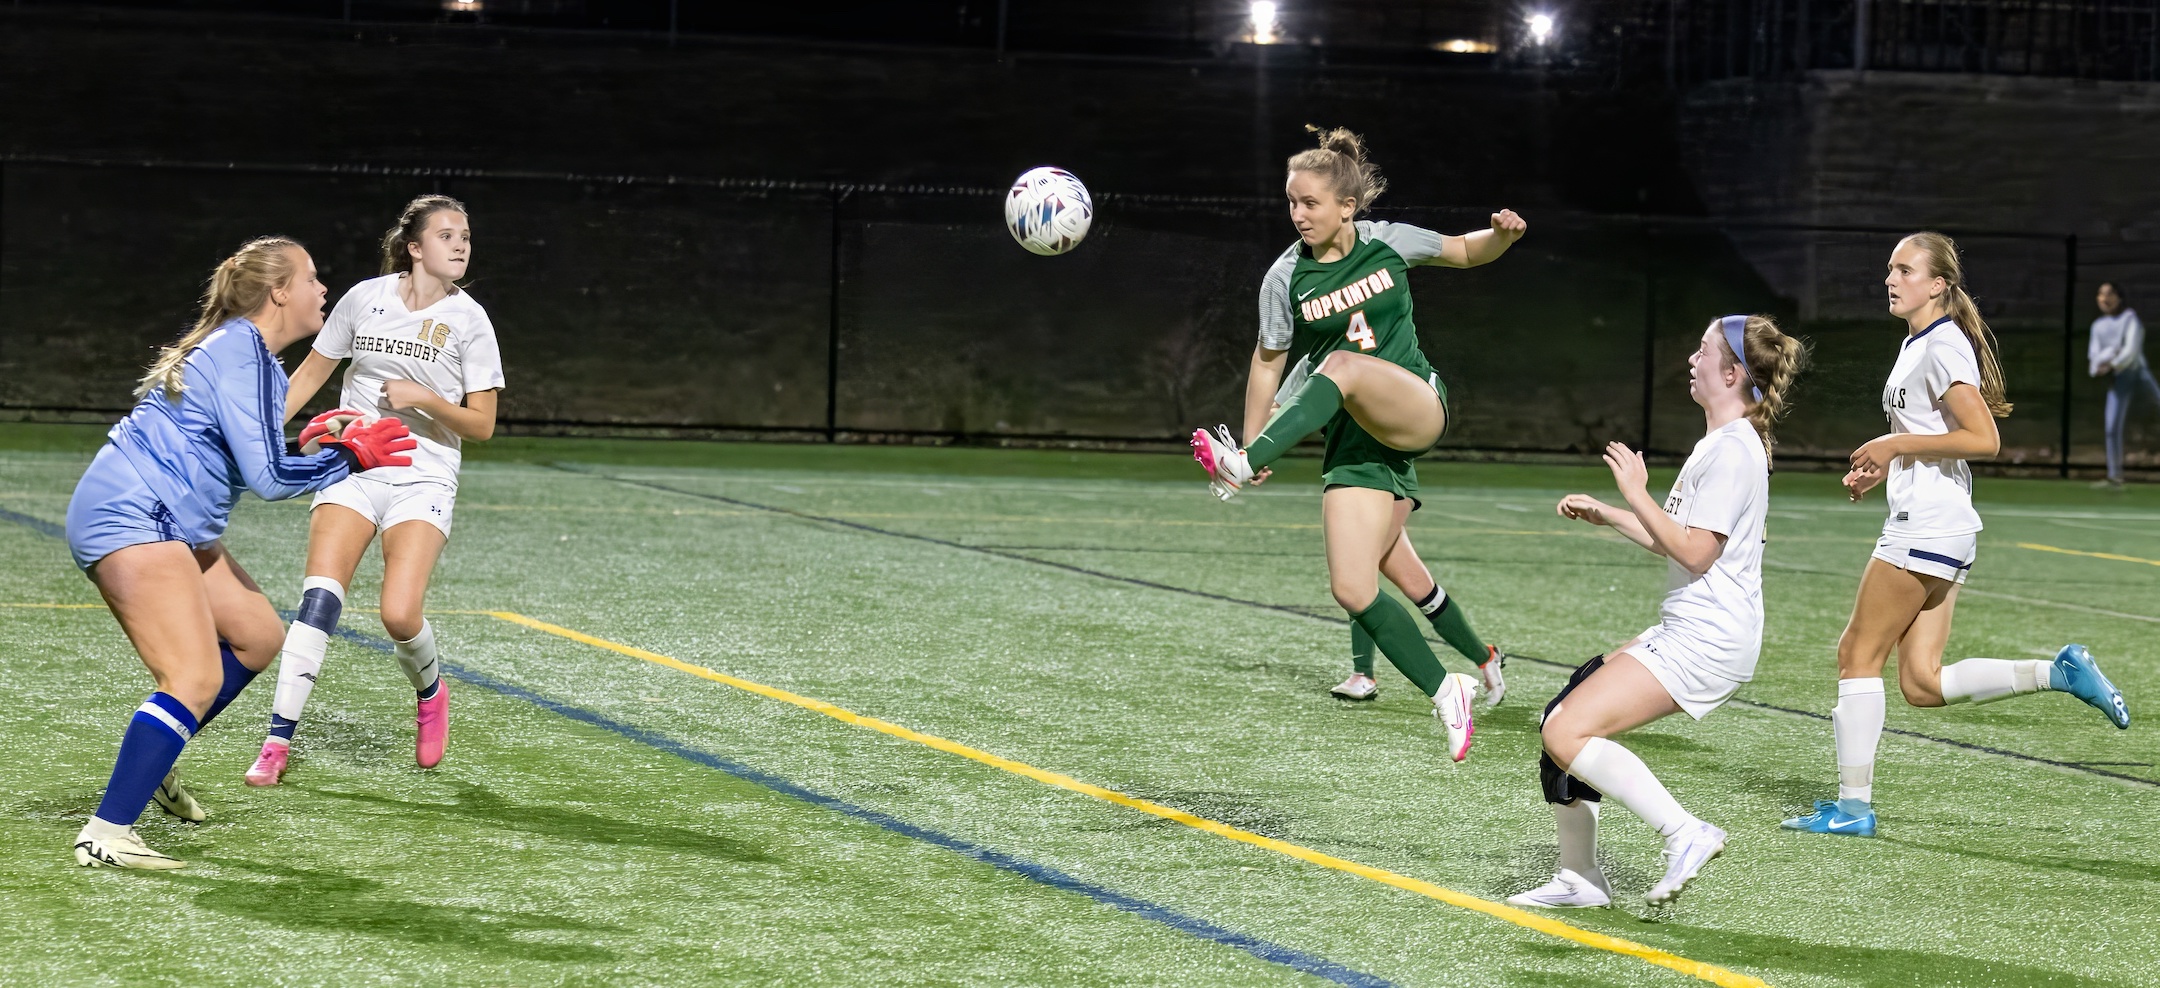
[134,237,303,403]
[1901,232,2013,418]
[1286,125,1387,215]
[1737,315,1810,457]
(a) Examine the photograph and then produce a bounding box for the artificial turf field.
[1,425,2155,988]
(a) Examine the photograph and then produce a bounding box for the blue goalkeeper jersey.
[102,318,352,544]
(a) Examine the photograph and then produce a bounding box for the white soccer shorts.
[1871,532,1977,585]
[1623,626,1746,720]
[312,475,457,538]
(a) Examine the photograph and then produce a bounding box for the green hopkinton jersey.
[1259,220,1444,401]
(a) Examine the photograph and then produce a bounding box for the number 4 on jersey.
[1345,311,1376,351]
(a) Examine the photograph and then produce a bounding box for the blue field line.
[309,624,1395,987]
[0,506,67,539]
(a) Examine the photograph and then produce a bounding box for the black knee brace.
[1538,655,1606,805]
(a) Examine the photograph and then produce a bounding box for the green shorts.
[1316,373,1448,500]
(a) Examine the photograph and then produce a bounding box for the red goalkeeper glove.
[320,416,417,471]
[296,408,367,453]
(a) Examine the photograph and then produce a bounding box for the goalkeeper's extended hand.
[321,416,417,471]
[296,408,367,453]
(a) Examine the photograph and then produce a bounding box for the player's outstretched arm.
[1241,346,1289,447]
[1558,492,1657,550]
[1601,441,1725,574]
[1433,210,1527,268]
[284,351,343,424]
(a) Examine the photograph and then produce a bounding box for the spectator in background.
[2090,282,2158,489]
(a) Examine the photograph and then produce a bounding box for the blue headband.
[1720,315,1763,402]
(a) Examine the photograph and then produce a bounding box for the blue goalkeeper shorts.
[65,445,204,572]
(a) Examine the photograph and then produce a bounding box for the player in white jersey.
[1784,233,2128,839]
[245,195,505,785]
[1510,315,1807,908]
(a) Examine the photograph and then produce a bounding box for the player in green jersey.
[1190,126,1525,761]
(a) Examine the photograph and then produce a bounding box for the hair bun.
[1286,125,1386,214]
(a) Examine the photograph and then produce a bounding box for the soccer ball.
[1004,167,1093,256]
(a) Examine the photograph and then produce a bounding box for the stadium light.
[1250,1,1278,45]
[1527,13,1554,44]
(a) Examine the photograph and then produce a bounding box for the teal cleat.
[1781,798,1876,837]
[2053,644,2130,729]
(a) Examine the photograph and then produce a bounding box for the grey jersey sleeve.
[1360,220,1448,266]
[1256,246,1299,351]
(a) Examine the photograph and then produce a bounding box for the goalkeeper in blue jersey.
[64,237,416,870]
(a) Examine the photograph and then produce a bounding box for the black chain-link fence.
[3,157,2149,473]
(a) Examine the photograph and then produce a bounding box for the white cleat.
[1480,646,1508,707]
[74,823,185,870]
[1646,819,1726,905]
[1433,672,1478,761]
[152,769,207,823]
[1507,868,1612,908]
[1190,425,1254,502]
[1330,673,1378,701]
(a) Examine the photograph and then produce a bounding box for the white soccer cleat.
[1480,646,1508,707]
[74,823,185,870]
[1506,868,1612,908]
[1433,672,1478,761]
[1330,673,1378,701]
[152,769,207,823]
[1190,425,1254,502]
[1646,819,1726,905]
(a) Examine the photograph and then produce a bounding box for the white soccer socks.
[1555,798,1603,880]
[1564,737,1690,837]
[395,620,442,694]
[268,576,345,745]
[1553,741,1718,906]
[1833,677,1886,803]
[1508,801,1611,908]
[1940,659,2054,705]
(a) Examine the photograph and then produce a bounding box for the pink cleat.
[416,682,449,769]
[245,741,289,786]
[1190,425,1254,502]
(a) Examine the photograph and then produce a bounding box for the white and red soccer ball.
[1004,167,1093,256]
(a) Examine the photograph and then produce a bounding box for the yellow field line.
[2017,542,2160,567]
[2,603,511,615]
[482,609,1769,988]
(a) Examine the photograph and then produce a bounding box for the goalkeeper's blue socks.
[93,693,197,828]
[196,642,258,730]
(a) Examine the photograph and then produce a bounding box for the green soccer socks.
[1244,373,1343,469]
[1413,586,1492,667]
[1349,592,1447,698]
[1350,623,1377,677]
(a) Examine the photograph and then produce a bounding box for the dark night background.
[2,0,2154,467]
